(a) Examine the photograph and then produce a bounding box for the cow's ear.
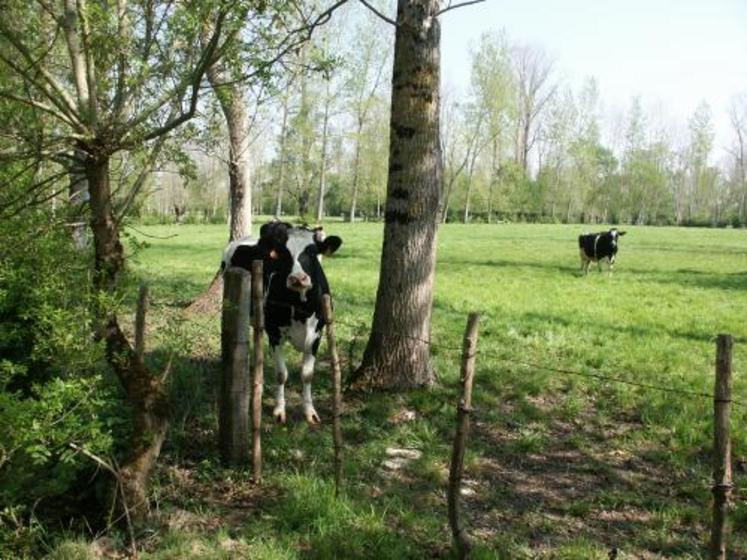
[618,231,627,236]
[260,220,290,242]
[257,236,281,261]
[317,235,342,256]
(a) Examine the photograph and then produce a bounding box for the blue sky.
[440,0,747,152]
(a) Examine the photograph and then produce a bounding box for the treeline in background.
[134,19,747,228]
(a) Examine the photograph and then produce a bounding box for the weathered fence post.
[448,313,480,559]
[322,294,344,497]
[251,260,265,483]
[135,283,148,363]
[219,267,251,467]
[709,334,733,560]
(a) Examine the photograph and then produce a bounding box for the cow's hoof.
[273,407,286,424]
[304,410,321,425]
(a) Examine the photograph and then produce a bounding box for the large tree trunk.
[86,154,169,518]
[208,69,252,240]
[189,64,252,313]
[354,0,441,390]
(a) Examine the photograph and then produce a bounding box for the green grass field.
[70,221,746,559]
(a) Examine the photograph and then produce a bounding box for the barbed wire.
[332,319,744,409]
[258,297,745,407]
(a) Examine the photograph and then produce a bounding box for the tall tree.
[0,1,241,515]
[0,0,348,515]
[316,69,333,222]
[511,44,554,174]
[186,62,260,313]
[354,0,444,389]
[469,31,513,223]
[275,81,294,216]
[345,21,390,222]
[687,101,717,223]
[439,95,483,223]
[206,63,253,241]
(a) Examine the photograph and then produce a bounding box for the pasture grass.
[54,221,747,558]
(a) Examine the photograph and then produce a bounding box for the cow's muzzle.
[287,273,312,291]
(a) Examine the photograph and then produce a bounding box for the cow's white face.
[609,228,627,246]
[275,227,342,301]
[284,230,318,298]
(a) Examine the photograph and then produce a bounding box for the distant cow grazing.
[222,221,343,424]
[578,228,627,275]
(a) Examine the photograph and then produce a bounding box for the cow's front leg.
[301,352,320,424]
[271,345,289,424]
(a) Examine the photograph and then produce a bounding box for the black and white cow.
[578,228,627,275]
[222,221,343,424]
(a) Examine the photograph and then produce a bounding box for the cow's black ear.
[259,221,274,238]
[618,231,627,236]
[260,220,289,245]
[318,235,342,255]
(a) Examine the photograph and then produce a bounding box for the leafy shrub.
[0,210,117,557]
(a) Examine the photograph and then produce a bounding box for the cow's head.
[609,228,626,244]
[259,221,342,300]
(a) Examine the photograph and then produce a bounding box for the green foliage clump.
[0,211,116,557]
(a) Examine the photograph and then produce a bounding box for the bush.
[0,211,117,557]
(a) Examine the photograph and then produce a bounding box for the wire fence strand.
[259,297,744,408]
[332,315,744,408]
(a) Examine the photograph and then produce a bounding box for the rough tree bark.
[86,154,169,517]
[354,0,441,389]
[187,61,253,314]
[207,64,252,240]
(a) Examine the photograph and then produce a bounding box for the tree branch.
[116,126,172,220]
[436,0,485,16]
[123,7,232,144]
[204,0,352,92]
[0,91,73,126]
[358,0,397,26]
[75,0,99,125]
[0,46,83,130]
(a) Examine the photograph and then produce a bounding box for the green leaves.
[0,211,115,522]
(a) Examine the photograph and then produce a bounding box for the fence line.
[301,310,745,408]
[233,290,741,556]
[258,297,745,407]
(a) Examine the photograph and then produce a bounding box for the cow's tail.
[578,235,584,248]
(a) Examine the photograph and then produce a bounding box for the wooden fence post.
[322,294,344,497]
[448,313,480,559]
[709,334,733,560]
[134,283,148,363]
[251,260,265,483]
[219,267,251,467]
